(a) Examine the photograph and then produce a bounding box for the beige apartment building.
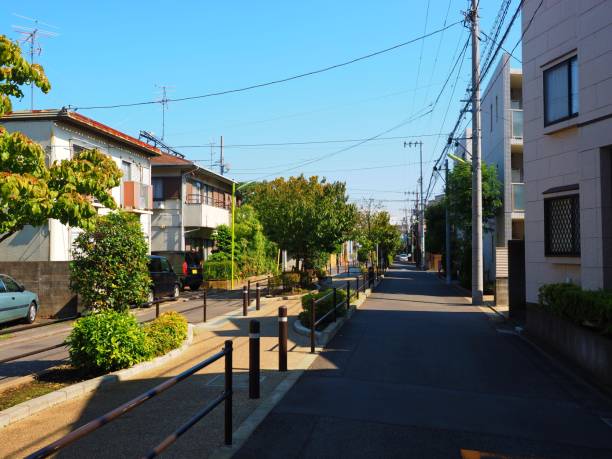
[522,0,612,303]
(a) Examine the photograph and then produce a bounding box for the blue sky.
[3,0,522,223]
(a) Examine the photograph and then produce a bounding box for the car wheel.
[25,302,37,324]
[173,284,180,299]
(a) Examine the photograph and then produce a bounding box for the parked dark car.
[151,250,203,291]
[147,255,180,301]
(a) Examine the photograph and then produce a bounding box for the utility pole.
[404,141,425,270]
[220,136,225,175]
[444,159,451,285]
[469,0,484,304]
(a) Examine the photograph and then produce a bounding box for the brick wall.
[0,262,77,318]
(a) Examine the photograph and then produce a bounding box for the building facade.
[150,153,235,259]
[481,54,524,295]
[0,109,158,261]
[522,0,612,303]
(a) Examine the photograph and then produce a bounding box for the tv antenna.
[155,85,174,140]
[12,14,59,110]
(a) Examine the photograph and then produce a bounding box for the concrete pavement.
[236,264,612,459]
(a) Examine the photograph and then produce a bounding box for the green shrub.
[538,283,612,336]
[300,288,348,330]
[203,260,236,280]
[144,311,188,357]
[67,310,149,373]
[70,211,150,311]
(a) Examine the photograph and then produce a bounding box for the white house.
[0,109,160,261]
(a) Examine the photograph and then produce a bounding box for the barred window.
[544,194,580,256]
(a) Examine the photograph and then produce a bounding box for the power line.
[174,133,448,149]
[69,20,463,111]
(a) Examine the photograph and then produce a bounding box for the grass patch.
[0,365,94,411]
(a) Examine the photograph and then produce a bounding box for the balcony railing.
[186,194,231,210]
[511,109,523,139]
[122,181,152,210]
[512,183,524,211]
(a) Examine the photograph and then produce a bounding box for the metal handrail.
[26,341,234,459]
[312,290,334,305]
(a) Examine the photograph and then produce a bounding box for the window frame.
[544,193,581,257]
[543,55,578,126]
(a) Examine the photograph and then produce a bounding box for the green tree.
[354,202,401,265]
[425,201,445,254]
[70,212,151,311]
[245,176,357,269]
[0,35,122,243]
[445,161,502,287]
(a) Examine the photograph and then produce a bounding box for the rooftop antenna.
[155,85,174,140]
[12,14,59,110]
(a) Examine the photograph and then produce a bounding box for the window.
[71,144,87,158]
[160,257,171,273]
[544,194,580,256]
[1,275,20,292]
[0,278,5,293]
[121,161,132,182]
[152,178,164,201]
[544,55,578,125]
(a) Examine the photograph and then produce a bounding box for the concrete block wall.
[0,262,76,318]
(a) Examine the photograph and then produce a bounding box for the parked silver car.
[0,274,39,325]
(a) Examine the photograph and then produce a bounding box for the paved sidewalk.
[236,264,612,459]
[0,296,311,458]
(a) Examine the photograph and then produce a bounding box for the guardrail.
[26,340,234,459]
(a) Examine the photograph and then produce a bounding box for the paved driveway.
[236,264,612,459]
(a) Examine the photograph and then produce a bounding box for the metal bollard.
[247,280,251,305]
[249,320,260,399]
[203,288,207,323]
[242,285,248,316]
[155,301,160,318]
[333,287,337,322]
[267,275,271,295]
[224,340,233,446]
[278,306,288,371]
[310,297,316,354]
[256,283,261,310]
[346,281,351,313]
[356,275,360,298]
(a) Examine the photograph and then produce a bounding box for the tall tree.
[0,35,122,243]
[245,175,357,269]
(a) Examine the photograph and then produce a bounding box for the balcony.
[183,194,231,228]
[511,109,523,139]
[512,183,524,211]
[122,181,152,210]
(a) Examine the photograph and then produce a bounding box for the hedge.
[300,288,348,330]
[203,260,237,280]
[538,283,612,336]
[67,310,189,374]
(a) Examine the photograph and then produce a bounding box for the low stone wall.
[205,274,272,291]
[0,262,77,318]
[526,304,612,386]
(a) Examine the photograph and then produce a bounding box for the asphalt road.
[0,292,243,388]
[236,264,612,459]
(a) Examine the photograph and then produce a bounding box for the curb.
[0,324,194,430]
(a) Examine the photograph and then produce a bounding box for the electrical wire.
[70,20,462,111]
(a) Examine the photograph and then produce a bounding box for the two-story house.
[150,152,235,260]
[481,54,524,302]
[522,0,612,303]
[0,109,158,261]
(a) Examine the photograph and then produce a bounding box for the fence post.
[249,320,260,399]
[278,306,288,371]
[346,281,350,313]
[256,283,261,310]
[247,280,251,305]
[369,267,374,288]
[242,286,248,316]
[224,340,233,446]
[202,288,207,323]
[310,297,316,354]
[356,275,360,298]
[155,301,160,319]
[333,287,337,322]
[267,275,271,296]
